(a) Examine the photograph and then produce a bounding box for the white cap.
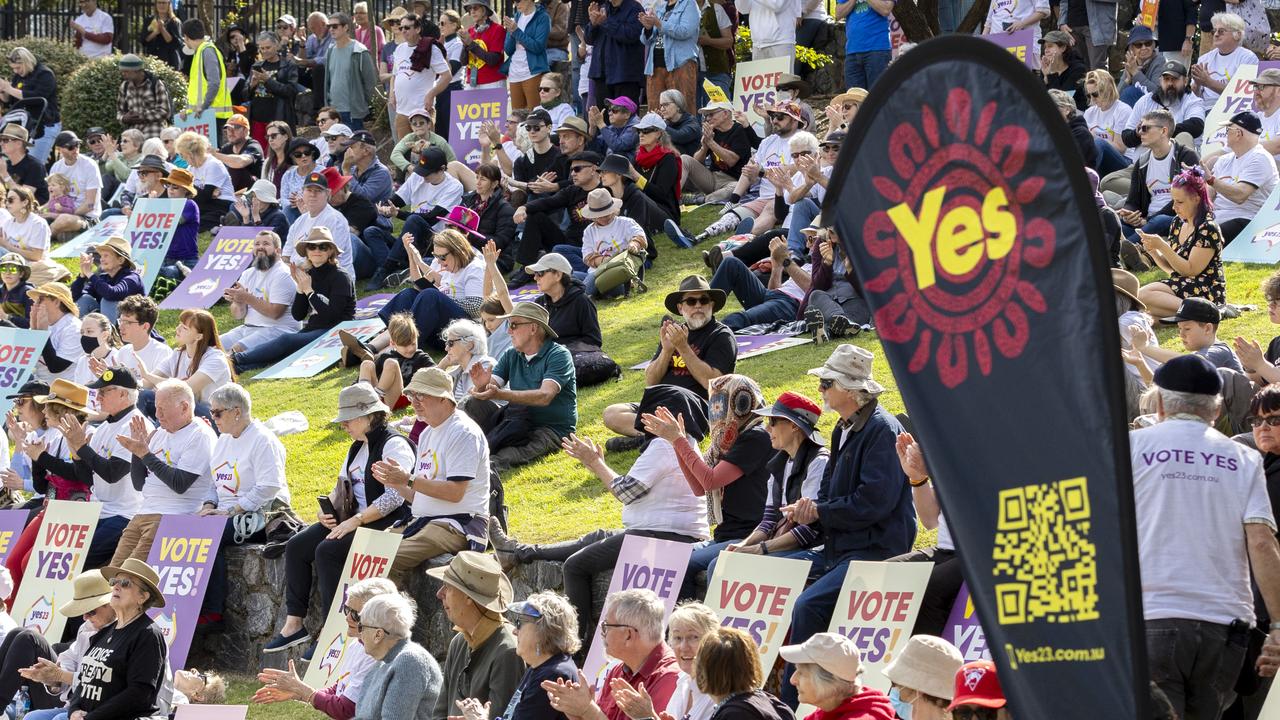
[324,124,354,138]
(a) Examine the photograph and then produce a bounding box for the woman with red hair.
[1138,167,1226,318]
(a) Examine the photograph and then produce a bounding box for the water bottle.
[14,685,29,720]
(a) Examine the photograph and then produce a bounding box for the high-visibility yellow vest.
[187,40,232,119]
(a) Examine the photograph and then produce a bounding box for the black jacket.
[335,192,381,236]
[536,280,603,351]
[1123,141,1200,219]
[1066,112,1098,168]
[462,191,517,254]
[292,263,355,331]
[712,691,794,720]
[526,183,596,245]
[249,56,301,127]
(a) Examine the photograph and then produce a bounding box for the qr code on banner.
[992,477,1099,625]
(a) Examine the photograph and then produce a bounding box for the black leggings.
[284,521,359,618]
[887,546,965,637]
[0,628,62,711]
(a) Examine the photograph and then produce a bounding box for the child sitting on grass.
[42,173,78,220]
[347,312,434,410]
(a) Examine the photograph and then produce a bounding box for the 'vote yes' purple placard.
[161,226,269,310]
[146,515,226,670]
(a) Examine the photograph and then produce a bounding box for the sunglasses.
[1137,124,1156,133]
[209,407,233,418]
[681,295,712,307]
[821,144,840,151]
[570,165,594,173]
[433,252,450,261]
[400,23,417,29]
[1087,91,1100,99]
[108,577,136,588]
[539,86,556,92]
[327,23,344,28]
[513,614,541,629]
[267,132,284,139]
[818,378,835,390]
[609,106,629,113]
[525,123,546,131]
[1131,40,1154,48]
[346,606,361,623]
[292,151,314,158]
[0,265,20,273]
[793,150,814,157]
[767,113,787,121]
[1248,415,1280,428]
[509,320,536,330]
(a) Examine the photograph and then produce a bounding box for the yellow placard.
[703,550,812,674]
[302,528,402,691]
[13,500,102,641]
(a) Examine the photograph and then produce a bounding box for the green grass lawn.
[76,214,1278,719]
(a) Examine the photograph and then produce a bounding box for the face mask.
[777,89,794,102]
[81,335,100,353]
[888,688,912,720]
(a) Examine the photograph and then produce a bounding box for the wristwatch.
[781,257,792,269]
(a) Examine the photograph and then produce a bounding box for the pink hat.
[442,206,485,239]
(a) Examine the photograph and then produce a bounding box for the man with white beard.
[600,275,738,452]
[220,230,300,354]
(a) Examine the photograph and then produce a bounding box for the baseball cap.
[699,100,734,114]
[1223,110,1262,135]
[525,108,553,127]
[1161,60,1188,77]
[350,129,376,146]
[415,147,449,176]
[525,253,574,275]
[87,367,139,390]
[948,661,1006,710]
[1163,296,1221,325]
[302,171,330,190]
[634,112,667,132]
[226,114,250,129]
[324,123,354,138]
[569,151,603,168]
[1128,25,1155,45]
[607,96,638,115]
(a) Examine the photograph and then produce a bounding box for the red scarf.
[634,145,681,200]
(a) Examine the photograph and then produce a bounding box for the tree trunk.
[956,0,991,34]
[893,0,938,42]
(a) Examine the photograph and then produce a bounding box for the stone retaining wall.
[187,546,613,674]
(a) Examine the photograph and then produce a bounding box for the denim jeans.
[86,513,131,569]
[75,295,120,323]
[378,287,468,351]
[786,198,820,256]
[159,255,199,282]
[1094,137,1132,177]
[711,256,800,330]
[1119,84,1146,107]
[369,213,435,274]
[231,326,327,371]
[31,122,60,167]
[680,539,825,600]
[352,231,392,280]
[1121,213,1174,244]
[550,244,588,273]
[844,50,891,90]
[337,112,365,131]
[547,48,569,64]
[1147,618,1246,720]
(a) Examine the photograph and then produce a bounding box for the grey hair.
[6,48,35,73]
[140,137,166,158]
[1048,89,1076,112]
[668,601,719,638]
[360,593,416,637]
[524,591,581,655]
[120,129,145,148]
[155,378,194,407]
[1210,12,1246,35]
[659,89,686,113]
[788,131,819,155]
[209,383,251,416]
[257,30,280,45]
[603,588,664,644]
[160,126,182,141]
[808,663,862,701]
[307,11,328,22]
[1158,386,1221,421]
[442,318,488,357]
[346,577,398,606]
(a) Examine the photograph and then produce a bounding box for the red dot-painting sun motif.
[860,87,1056,389]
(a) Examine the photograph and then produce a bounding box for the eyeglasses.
[0,264,18,273]
[793,150,814,157]
[680,295,712,307]
[1212,27,1231,35]
[345,606,361,623]
[767,112,787,121]
[609,107,629,114]
[818,378,835,391]
[444,338,464,348]
[400,23,417,29]
[108,577,135,588]
[525,123,546,131]
[821,144,839,151]
[433,253,450,261]
[1248,415,1280,428]
[570,165,594,174]
[951,708,998,720]
[292,151,313,159]
[539,86,556,92]
[357,622,384,633]
[513,614,541,629]
[600,621,635,634]
[1131,40,1154,48]
[1087,91,1100,99]
[328,23,343,28]
[267,132,284,139]
[509,321,535,330]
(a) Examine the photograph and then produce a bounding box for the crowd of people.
[0,0,1274,719]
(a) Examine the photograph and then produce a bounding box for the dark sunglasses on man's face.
[768,113,786,121]
[292,151,314,159]
[400,23,417,30]
[1131,40,1154,48]
[525,123,546,132]
[681,295,711,307]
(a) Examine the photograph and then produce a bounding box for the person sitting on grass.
[1135,167,1227,318]
[253,578,400,720]
[489,384,710,650]
[468,302,577,472]
[110,295,174,378]
[231,228,355,372]
[563,187,647,299]
[0,253,34,328]
[221,230,299,357]
[389,109,455,182]
[1128,297,1243,372]
[174,131,234,234]
[71,235,144,324]
[29,282,84,383]
[1233,269,1280,386]
[601,275,736,453]
[156,167,204,281]
[346,312,435,411]
[46,132,103,240]
[134,308,234,422]
[710,235,812,332]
